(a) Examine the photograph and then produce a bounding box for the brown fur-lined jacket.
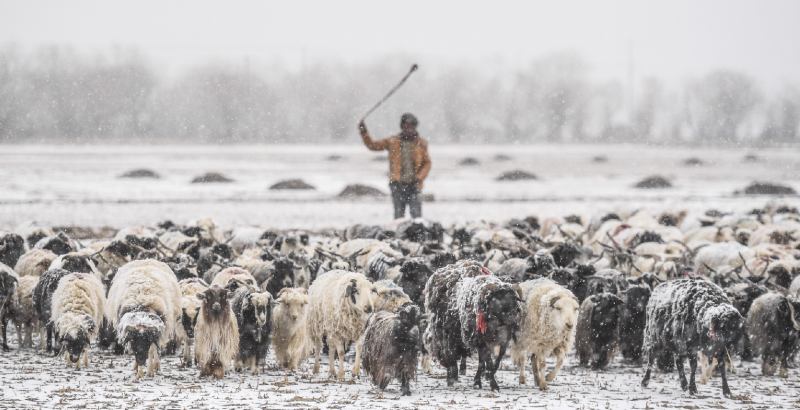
[360,132,432,189]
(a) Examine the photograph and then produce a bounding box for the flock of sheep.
[0,200,799,399]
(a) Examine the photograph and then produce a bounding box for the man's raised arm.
[358,120,388,151]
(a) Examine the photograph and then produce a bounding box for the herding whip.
[360,64,418,122]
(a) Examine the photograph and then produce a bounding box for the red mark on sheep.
[476,310,488,334]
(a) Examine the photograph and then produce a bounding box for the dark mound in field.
[738,182,796,196]
[592,155,608,163]
[338,184,387,198]
[119,168,160,179]
[191,172,234,184]
[458,157,480,166]
[682,157,705,166]
[493,153,512,162]
[269,179,315,190]
[634,175,672,189]
[496,170,537,181]
[742,153,761,163]
[326,154,344,161]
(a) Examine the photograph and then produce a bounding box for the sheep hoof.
[689,384,697,395]
[545,372,556,382]
[538,382,548,391]
[519,376,525,385]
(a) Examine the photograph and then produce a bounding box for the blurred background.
[0,0,797,228]
[1,0,798,145]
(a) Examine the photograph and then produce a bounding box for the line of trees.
[0,45,798,145]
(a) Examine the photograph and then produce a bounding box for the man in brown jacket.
[358,113,431,219]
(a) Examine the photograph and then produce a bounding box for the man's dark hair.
[400,113,418,127]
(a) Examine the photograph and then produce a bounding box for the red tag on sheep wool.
[480,266,491,276]
[476,310,488,334]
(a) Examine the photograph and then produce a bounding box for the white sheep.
[51,272,106,368]
[210,266,258,291]
[272,287,310,371]
[511,278,579,390]
[373,280,412,313]
[13,249,56,277]
[106,259,183,379]
[178,277,209,366]
[307,269,375,381]
[12,275,39,348]
[194,285,239,379]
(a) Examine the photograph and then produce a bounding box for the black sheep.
[641,278,743,397]
[261,257,295,298]
[575,292,623,369]
[394,259,432,308]
[549,264,595,302]
[0,265,18,351]
[358,303,421,395]
[619,285,651,361]
[0,233,25,269]
[231,286,273,374]
[424,260,522,391]
[32,268,71,353]
[725,282,768,360]
[746,292,800,376]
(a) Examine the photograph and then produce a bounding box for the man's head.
[400,113,418,137]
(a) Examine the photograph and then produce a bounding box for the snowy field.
[0,144,797,230]
[0,144,799,408]
[2,326,799,409]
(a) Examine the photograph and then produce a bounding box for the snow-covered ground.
[1,327,798,409]
[0,144,797,230]
[1,144,799,408]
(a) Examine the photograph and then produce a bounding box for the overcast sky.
[1,0,799,89]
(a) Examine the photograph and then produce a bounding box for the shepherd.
[358,114,431,219]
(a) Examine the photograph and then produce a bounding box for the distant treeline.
[0,45,798,145]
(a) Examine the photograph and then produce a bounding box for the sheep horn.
[738,252,756,277]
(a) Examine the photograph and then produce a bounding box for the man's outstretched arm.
[359,120,388,151]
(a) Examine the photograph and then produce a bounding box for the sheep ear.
[549,296,560,309]
[345,279,358,304]
[196,292,206,301]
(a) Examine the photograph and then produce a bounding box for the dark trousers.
[390,181,421,219]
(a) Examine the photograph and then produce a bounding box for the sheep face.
[276,288,307,322]
[624,286,650,312]
[181,304,200,339]
[397,260,432,305]
[483,288,522,343]
[345,279,374,317]
[118,311,164,367]
[374,287,411,313]
[60,316,94,363]
[198,286,230,319]
[549,295,580,332]
[273,258,296,286]
[590,294,623,333]
[247,292,272,328]
[702,307,743,354]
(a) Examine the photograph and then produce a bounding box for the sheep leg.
[514,352,525,385]
[251,356,259,375]
[718,351,731,397]
[352,340,362,380]
[641,353,654,387]
[16,323,22,347]
[134,360,144,380]
[24,324,33,348]
[459,356,467,375]
[779,353,789,378]
[446,364,458,386]
[313,338,322,375]
[83,349,89,368]
[335,340,346,381]
[38,326,45,352]
[531,353,545,391]
[1,317,9,351]
[487,344,506,392]
[546,349,565,382]
[473,348,486,389]
[698,352,715,384]
[400,373,411,396]
[688,355,698,394]
[675,355,688,391]
[45,325,53,353]
[147,343,159,377]
[421,354,432,375]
